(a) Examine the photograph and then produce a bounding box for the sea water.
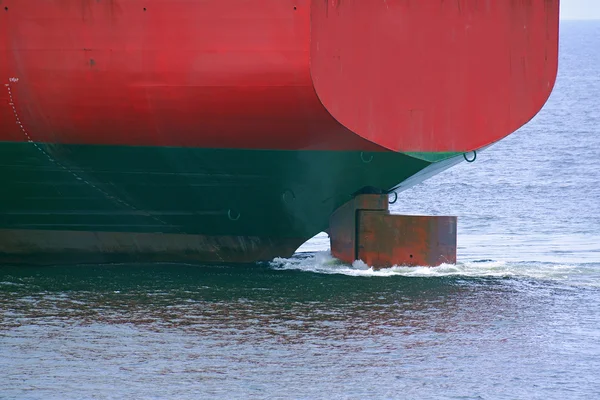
[1,20,600,399]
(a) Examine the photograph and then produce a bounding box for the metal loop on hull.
[282,189,296,203]
[360,152,373,163]
[228,209,240,221]
[463,151,477,163]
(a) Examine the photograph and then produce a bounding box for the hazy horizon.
[561,0,600,20]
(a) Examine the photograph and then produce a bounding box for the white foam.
[270,251,600,286]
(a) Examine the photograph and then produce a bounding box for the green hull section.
[0,142,462,263]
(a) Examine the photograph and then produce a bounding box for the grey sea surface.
[2,20,600,399]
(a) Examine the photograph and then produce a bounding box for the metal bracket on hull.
[329,194,457,268]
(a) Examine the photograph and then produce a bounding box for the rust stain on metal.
[329,194,457,268]
[358,212,457,268]
[0,229,306,265]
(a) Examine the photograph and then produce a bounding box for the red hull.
[1,0,558,152]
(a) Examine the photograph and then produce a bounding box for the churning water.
[1,21,600,399]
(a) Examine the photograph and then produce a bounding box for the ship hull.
[0,141,461,264]
[0,0,559,264]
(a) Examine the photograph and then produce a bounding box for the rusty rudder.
[329,194,456,268]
